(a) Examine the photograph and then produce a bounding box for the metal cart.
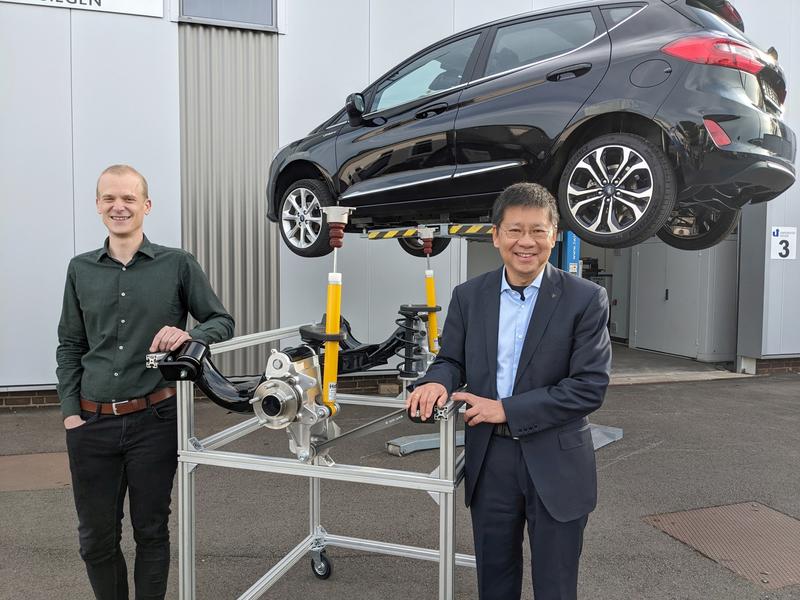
[175,325,475,600]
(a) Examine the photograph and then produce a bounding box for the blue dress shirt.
[496,268,544,399]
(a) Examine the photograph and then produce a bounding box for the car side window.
[370,34,480,113]
[485,12,597,77]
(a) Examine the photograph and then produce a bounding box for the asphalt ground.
[1,373,799,600]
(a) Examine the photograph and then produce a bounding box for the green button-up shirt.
[56,236,234,417]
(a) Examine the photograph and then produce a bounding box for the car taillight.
[703,119,732,147]
[662,36,764,75]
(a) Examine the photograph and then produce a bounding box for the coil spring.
[392,313,425,374]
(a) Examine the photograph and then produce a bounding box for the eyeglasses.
[499,226,553,240]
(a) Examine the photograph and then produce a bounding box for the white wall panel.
[631,240,737,361]
[760,0,800,356]
[532,0,587,11]
[278,0,369,146]
[71,10,181,255]
[363,239,455,343]
[700,240,738,361]
[1,4,180,387]
[0,5,73,386]
[454,0,532,32]
[734,0,800,357]
[368,0,454,80]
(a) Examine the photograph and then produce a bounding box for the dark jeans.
[66,397,178,600]
[470,435,588,600]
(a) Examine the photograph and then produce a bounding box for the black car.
[267,0,796,257]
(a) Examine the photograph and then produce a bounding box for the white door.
[633,242,700,358]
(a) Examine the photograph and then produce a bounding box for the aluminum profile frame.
[176,326,474,600]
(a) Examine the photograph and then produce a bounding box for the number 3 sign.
[771,227,797,260]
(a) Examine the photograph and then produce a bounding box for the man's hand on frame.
[406,382,449,421]
[149,326,191,352]
[454,392,507,426]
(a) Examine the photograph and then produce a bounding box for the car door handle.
[546,63,592,82]
[415,103,449,119]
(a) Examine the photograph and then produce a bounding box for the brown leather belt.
[80,387,176,416]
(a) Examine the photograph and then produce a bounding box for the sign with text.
[770,226,796,260]
[0,0,163,18]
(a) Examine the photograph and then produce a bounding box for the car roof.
[454,0,641,36]
[314,0,648,132]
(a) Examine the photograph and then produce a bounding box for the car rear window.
[486,11,598,77]
[683,1,743,36]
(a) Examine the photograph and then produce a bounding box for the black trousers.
[66,397,178,600]
[470,435,588,600]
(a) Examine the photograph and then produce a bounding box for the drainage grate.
[644,502,800,590]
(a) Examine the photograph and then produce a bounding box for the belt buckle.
[111,400,130,415]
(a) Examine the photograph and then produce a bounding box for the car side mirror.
[345,93,366,127]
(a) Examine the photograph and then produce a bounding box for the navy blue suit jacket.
[417,263,612,522]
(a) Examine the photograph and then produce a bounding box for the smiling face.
[96,171,151,241]
[492,205,557,286]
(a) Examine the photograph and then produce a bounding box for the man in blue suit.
[407,183,611,600]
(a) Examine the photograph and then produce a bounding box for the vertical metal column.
[560,230,581,276]
[177,380,196,600]
[310,457,322,538]
[438,411,456,599]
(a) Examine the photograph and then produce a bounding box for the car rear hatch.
[661,0,788,117]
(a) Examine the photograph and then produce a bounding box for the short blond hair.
[96,164,149,198]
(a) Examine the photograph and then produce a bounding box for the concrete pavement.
[1,373,799,599]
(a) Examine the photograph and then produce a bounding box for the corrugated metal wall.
[179,24,279,375]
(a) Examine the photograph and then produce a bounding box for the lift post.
[554,228,581,276]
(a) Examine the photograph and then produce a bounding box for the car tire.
[657,204,740,250]
[279,179,333,258]
[397,236,451,258]
[558,133,677,248]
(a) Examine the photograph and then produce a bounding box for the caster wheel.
[311,552,332,580]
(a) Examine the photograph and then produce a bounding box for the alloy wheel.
[657,203,740,250]
[566,145,654,236]
[281,187,324,250]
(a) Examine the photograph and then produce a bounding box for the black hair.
[491,183,559,229]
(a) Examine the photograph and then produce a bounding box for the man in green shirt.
[57,164,234,600]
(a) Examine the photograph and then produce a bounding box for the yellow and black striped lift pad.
[367,228,419,240]
[365,224,494,240]
[447,224,494,237]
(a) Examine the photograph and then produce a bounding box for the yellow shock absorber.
[322,272,342,415]
[425,269,440,354]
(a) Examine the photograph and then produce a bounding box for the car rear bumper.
[725,157,796,203]
[675,148,797,207]
[656,64,797,205]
